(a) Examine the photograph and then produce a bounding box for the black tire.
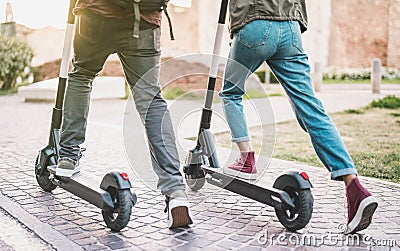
[185,173,205,191]
[102,188,132,232]
[35,155,57,192]
[274,187,313,232]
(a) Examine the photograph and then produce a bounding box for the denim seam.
[276,21,283,51]
[288,21,303,52]
[310,136,332,172]
[289,99,334,173]
[294,100,334,173]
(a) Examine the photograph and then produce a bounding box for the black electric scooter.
[183,0,314,231]
[34,0,136,232]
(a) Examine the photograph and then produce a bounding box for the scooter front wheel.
[274,187,313,231]
[35,155,57,192]
[102,188,132,231]
[185,173,205,191]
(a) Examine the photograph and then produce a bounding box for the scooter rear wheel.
[274,186,313,231]
[35,155,57,192]
[101,187,132,231]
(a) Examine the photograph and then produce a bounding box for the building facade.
[161,0,400,69]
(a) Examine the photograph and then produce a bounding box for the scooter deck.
[48,166,114,210]
[202,165,295,210]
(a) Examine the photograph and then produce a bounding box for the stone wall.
[387,0,400,68]
[328,0,391,68]
[302,0,331,69]
[160,2,200,55]
[163,0,399,69]
[34,57,223,91]
[160,0,236,59]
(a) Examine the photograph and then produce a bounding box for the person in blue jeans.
[219,0,377,234]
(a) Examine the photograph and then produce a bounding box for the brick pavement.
[0,94,400,251]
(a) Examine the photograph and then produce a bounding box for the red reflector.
[300,172,309,180]
[120,172,129,181]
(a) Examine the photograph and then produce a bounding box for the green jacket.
[229,0,308,37]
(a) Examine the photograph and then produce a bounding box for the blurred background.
[1,0,399,67]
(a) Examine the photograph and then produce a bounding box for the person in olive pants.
[56,3,193,229]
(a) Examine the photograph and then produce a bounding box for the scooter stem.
[48,0,76,147]
[203,0,228,110]
[197,0,228,143]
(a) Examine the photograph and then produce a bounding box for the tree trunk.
[0,78,15,91]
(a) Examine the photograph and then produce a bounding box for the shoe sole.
[345,196,378,234]
[170,206,193,228]
[223,167,258,180]
[168,198,193,228]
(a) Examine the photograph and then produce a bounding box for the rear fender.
[273,170,313,190]
[100,171,132,190]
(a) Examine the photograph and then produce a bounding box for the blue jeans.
[219,20,357,180]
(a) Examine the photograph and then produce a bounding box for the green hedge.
[0,36,34,91]
[323,67,400,81]
[256,66,400,82]
[254,70,279,84]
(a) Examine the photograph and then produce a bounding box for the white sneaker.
[55,157,81,177]
[166,190,194,228]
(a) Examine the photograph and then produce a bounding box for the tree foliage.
[0,36,34,90]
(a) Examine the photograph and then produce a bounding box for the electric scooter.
[183,0,314,231]
[34,0,136,232]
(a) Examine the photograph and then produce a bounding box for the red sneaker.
[223,151,258,180]
[345,177,378,234]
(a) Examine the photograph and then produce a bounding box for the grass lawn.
[216,96,400,183]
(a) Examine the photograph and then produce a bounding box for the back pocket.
[77,14,104,45]
[289,21,304,52]
[138,27,161,51]
[237,20,272,48]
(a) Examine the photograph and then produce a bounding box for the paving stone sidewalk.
[0,89,400,251]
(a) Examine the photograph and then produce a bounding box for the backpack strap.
[162,3,174,40]
[131,0,175,40]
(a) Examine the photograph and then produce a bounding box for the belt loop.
[133,0,141,38]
